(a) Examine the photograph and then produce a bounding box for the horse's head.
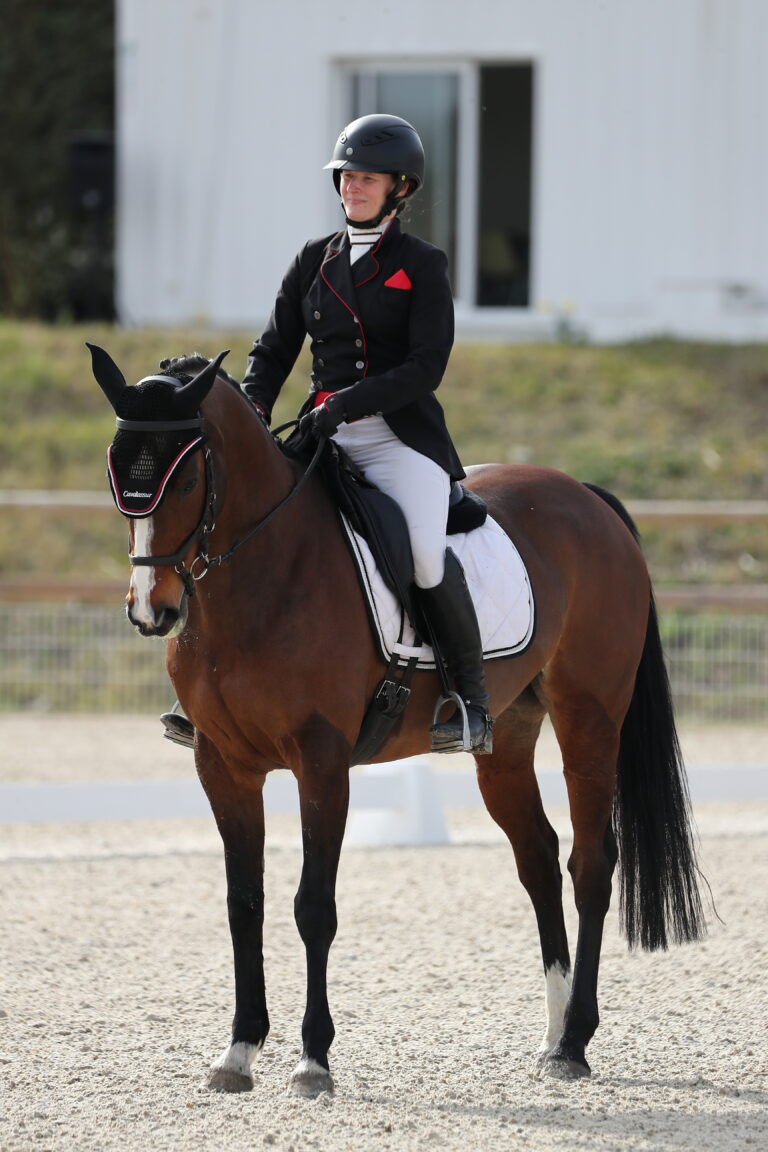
[88,343,229,636]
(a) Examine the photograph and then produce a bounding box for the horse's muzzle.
[127,599,186,638]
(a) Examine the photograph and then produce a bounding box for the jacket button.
[314,311,321,319]
[355,360,365,370]
[317,358,325,367]
[355,338,362,347]
[353,316,359,324]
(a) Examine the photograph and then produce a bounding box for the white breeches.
[332,416,450,589]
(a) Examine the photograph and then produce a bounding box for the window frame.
[333,58,478,306]
[332,57,536,313]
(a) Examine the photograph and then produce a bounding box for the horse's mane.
[158,353,243,394]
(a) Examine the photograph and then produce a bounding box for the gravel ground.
[0,718,767,1152]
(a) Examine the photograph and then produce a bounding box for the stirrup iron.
[431,691,471,752]
[160,703,195,749]
[430,693,493,755]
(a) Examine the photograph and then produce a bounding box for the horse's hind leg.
[543,695,621,1079]
[195,735,270,1093]
[475,695,572,1066]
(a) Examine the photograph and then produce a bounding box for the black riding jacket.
[242,218,465,480]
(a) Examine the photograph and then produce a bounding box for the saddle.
[287,434,487,764]
[320,438,487,611]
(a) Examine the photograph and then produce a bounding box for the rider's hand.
[299,395,347,440]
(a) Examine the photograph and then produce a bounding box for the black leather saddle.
[318,439,487,623]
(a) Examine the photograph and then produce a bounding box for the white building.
[117,0,768,341]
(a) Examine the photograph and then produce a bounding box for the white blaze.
[130,518,156,626]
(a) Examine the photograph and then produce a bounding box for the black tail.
[584,484,706,951]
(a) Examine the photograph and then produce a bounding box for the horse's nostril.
[127,600,180,636]
[155,607,180,636]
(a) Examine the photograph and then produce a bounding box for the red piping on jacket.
[315,222,394,406]
[320,252,370,380]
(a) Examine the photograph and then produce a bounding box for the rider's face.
[339,170,396,223]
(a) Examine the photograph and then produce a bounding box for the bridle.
[119,414,324,599]
[118,412,218,597]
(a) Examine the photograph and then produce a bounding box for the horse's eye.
[182,476,198,495]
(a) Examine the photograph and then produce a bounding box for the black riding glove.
[299,394,347,440]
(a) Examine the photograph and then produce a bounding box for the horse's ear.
[86,342,127,409]
[173,349,230,412]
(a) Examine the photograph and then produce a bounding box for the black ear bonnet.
[107,376,205,518]
[89,345,229,518]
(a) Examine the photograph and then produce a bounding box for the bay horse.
[89,344,704,1096]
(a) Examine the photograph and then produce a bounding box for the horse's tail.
[583,483,706,951]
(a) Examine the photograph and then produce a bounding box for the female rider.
[241,113,492,754]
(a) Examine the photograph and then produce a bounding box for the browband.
[115,417,203,431]
[113,373,205,431]
[137,374,187,386]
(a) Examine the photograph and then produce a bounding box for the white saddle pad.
[341,513,535,669]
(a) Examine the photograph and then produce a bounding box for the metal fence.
[659,613,768,723]
[0,602,766,722]
[0,603,168,714]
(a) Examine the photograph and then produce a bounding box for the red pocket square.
[384,269,412,290]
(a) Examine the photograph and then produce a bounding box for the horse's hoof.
[541,1052,591,1080]
[207,1041,259,1092]
[207,1066,254,1093]
[289,1056,334,1098]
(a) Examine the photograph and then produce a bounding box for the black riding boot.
[419,549,493,755]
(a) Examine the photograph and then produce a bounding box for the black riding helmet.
[324,113,425,227]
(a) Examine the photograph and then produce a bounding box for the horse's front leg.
[290,728,350,1097]
[195,734,270,1093]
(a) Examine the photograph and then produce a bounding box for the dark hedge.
[0,1,114,318]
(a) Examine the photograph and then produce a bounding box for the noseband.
[112,412,324,599]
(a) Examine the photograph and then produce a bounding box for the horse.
[88,343,705,1097]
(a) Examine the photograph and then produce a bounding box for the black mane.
[158,353,242,393]
[157,353,210,382]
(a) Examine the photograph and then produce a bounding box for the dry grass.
[1,321,766,583]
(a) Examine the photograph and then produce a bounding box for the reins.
[200,423,325,576]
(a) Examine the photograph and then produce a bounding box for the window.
[345,61,534,309]
[476,65,532,307]
[351,71,459,281]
